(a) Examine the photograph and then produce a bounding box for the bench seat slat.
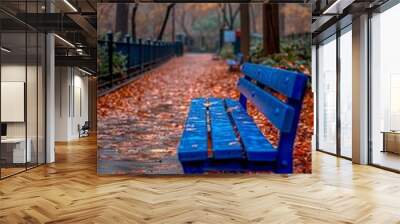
[241,63,307,100]
[178,98,208,162]
[226,99,277,162]
[208,98,242,159]
[237,78,295,132]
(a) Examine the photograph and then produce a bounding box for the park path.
[97,54,313,174]
[97,54,241,174]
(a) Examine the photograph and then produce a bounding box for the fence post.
[139,38,143,73]
[125,35,131,75]
[147,39,151,66]
[107,32,113,88]
[152,40,156,65]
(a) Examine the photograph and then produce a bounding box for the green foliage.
[192,13,219,34]
[191,12,220,52]
[250,35,311,74]
[98,45,128,76]
[219,44,235,60]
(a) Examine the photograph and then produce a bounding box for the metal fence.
[98,32,184,96]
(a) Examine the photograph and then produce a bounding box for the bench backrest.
[239,63,308,172]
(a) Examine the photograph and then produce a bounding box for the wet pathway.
[98,54,241,174]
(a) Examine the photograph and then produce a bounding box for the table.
[1,138,31,164]
[382,131,400,154]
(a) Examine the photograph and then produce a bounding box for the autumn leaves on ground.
[97,54,313,174]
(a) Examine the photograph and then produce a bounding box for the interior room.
[0,0,399,223]
[0,9,46,178]
[370,2,400,171]
[54,66,90,141]
[0,0,97,179]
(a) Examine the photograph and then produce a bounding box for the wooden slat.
[225,99,277,162]
[208,98,242,159]
[237,78,295,132]
[177,98,208,162]
[241,63,307,100]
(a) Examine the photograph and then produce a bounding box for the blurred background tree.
[98,3,311,73]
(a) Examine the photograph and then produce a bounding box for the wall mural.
[97,3,313,175]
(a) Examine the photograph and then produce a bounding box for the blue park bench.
[177,63,308,174]
[226,53,243,71]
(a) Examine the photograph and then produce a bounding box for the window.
[317,35,337,154]
[339,27,352,158]
[370,3,400,171]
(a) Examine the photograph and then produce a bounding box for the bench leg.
[247,161,274,172]
[274,159,293,174]
[180,161,205,174]
[205,159,245,173]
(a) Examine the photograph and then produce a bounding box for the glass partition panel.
[27,30,38,169]
[0,0,46,179]
[1,31,27,177]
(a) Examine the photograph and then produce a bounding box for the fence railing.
[98,32,184,96]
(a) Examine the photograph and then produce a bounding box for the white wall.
[54,67,89,141]
[1,65,38,138]
[1,63,46,164]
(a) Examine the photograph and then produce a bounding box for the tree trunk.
[240,4,250,62]
[219,4,229,29]
[158,3,175,41]
[179,10,192,40]
[231,5,240,30]
[171,6,175,42]
[115,3,129,36]
[250,4,257,33]
[131,3,139,39]
[262,3,280,56]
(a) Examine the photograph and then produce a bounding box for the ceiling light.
[323,0,354,15]
[63,0,78,12]
[78,67,93,76]
[54,34,75,48]
[1,47,11,53]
